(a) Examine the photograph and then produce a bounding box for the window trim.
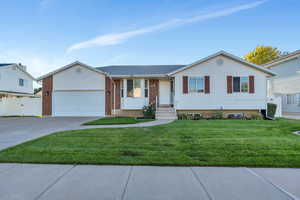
[126,79,142,98]
[232,76,249,93]
[120,80,124,98]
[188,76,205,93]
[144,79,149,98]
[287,94,297,105]
[19,78,25,87]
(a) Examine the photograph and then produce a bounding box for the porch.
[111,78,175,115]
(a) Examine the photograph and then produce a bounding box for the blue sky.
[0,0,299,77]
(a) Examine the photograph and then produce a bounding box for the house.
[0,63,41,116]
[264,50,300,114]
[0,63,35,97]
[37,51,275,118]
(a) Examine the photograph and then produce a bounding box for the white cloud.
[68,0,267,52]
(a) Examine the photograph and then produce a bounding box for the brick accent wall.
[149,79,159,105]
[105,77,112,115]
[42,76,53,116]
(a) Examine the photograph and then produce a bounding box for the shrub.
[194,113,203,120]
[227,113,244,119]
[177,113,188,120]
[187,113,194,120]
[250,113,264,120]
[142,104,156,119]
[267,103,277,118]
[211,112,224,119]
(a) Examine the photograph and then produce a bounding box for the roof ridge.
[97,64,186,68]
[264,49,300,66]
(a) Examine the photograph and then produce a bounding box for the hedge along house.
[37,51,275,119]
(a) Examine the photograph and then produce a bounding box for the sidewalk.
[0,163,299,200]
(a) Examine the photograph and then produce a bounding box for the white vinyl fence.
[0,97,42,116]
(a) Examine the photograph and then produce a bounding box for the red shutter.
[183,76,188,94]
[204,76,210,94]
[249,76,255,93]
[227,76,233,94]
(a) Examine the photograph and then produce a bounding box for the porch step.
[156,107,177,120]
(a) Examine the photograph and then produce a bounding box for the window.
[19,78,24,87]
[144,80,149,97]
[127,79,142,97]
[189,77,204,93]
[233,76,248,93]
[287,94,296,104]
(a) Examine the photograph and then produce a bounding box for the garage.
[52,91,105,116]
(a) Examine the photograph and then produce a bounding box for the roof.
[0,63,15,67]
[37,61,107,81]
[0,90,35,97]
[37,51,276,80]
[168,50,276,76]
[97,65,185,77]
[0,63,36,80]
[264,49,300,68]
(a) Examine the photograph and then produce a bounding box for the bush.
[177,113,188,120]
[211,112,224,119]
[194,113,203,120]
[267,103,277,118]
[142,104,156,119]
[177,113,203,120]
[227,113,244,119]
[187,113,194,120]
[250,113,264,120]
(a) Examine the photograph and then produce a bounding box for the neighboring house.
[0,63,41,116]
[37,51,275,118]
[264,50,300,114]
[0,63,35,96]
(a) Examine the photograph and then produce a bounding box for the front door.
[159,80,171,106]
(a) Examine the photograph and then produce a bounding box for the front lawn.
[82,116,154,125]
[1,119,300,167]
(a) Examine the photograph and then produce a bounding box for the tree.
[34,87,42,94]
[244,45,281,65]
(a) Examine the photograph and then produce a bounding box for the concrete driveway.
[0,117,172,151]
[0,117,97,150]
[0,164,299,200]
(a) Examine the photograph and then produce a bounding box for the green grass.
[82,116,154,125]
[1,118,300,167]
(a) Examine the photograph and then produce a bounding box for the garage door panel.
[53,91,105,116]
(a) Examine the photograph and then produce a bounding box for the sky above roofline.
[0,0,299,79]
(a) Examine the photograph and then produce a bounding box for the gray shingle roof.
[0,63,14,67]
[96,65,186,76]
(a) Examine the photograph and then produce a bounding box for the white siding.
[269,75,300,95]
[173,55,268,110]
[121,79,149,109]
[53,64,105,91]
[0,97,41,116]
[0,66,33,94]
[51,64,106,116]
[282,93,300,113]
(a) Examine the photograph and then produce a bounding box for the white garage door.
[52,91,105,116]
